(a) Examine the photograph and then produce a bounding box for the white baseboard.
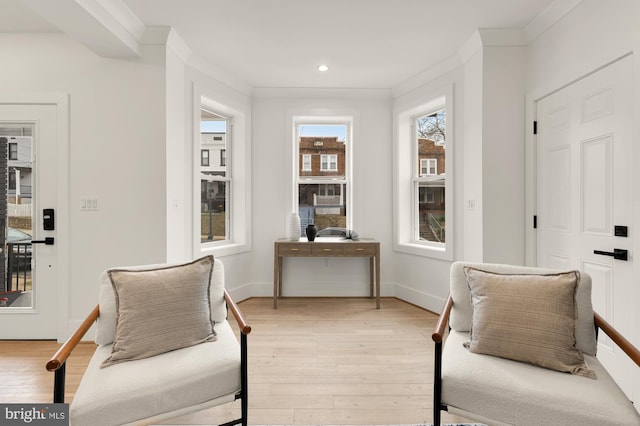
[226,283,253,302]
[237,281,444,314]
[245,281,397,299]
[391,282,446,314]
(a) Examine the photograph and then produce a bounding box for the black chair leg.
[241,332,248,426]
[53,363,66,404]
[433,341,442,426]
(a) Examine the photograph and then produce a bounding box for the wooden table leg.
[273,252,279,309]
[369,256,374,299]
[278,257,283,300]
[375,250,380,309]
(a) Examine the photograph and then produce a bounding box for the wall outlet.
[80,198,98,211]
[466,199,475,211]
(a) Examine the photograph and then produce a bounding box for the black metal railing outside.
[6,242,31,292]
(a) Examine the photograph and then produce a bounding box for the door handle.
[31,237,55,246]
[593,248,628,261]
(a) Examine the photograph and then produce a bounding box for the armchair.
[432,262,640,426]
[47,257,251,426]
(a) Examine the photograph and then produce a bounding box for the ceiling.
[5,0,567,90]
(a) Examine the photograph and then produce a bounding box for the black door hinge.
[533,215,537,229]
[533,121,538,135]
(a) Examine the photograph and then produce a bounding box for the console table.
[273,238,380,309]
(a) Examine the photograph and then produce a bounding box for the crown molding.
[23,0,144,58]
[525,0,583,43]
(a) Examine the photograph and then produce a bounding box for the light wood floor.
[0,297,470,425]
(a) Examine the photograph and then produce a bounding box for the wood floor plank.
[0,297,471,425]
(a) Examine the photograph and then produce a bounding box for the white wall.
[459,33,526,265]
[250,89,393,298]
[392,69,466,312]
[0,33,167,323]
[183,66,254,300]
[165,34,188,262]
[391,34,525,312]
[481,46,525,264]
[462,48,484,262]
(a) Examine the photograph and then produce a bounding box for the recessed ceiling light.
[317,64,329,72]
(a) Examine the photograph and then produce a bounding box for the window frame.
[201,149,210,167]
[200,110,231,244]
[193,89,251,258]
[9,143,17,161]
[420,158,437,176]
[320,154,338,171]
[394,85,454,260]
[301,154,311,171]
[290,115,354,233]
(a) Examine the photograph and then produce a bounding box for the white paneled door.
[537,55,635,398]
[0,101,64,339]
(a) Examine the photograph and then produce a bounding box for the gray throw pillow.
[463,267,596,379]
[101,256,217,368]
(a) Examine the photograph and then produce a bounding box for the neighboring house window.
[220,149,226,167]
[420,158,437,176]
[394,88,453,260]
[200,110,230,243]
[8,170,15,190]
[201,149,210,166]
[9,143,17,160]
[320,154,337,171]
[302,154,311,171]
[296,121,350,233]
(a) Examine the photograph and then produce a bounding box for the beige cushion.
[72,320,241,426]
[443,331,640,426]
[449,262,597,356]
[101,256,217,368]
[464,267,596,379]
[96,257,227,346]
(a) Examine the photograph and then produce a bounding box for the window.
[195,91,250,257]
[320,154,337,171]
[9,143,17,160]
[420,158,437,176]
[200,109,229,243]
[8,169,15,190]
[394,87,453,260]
[201,149,210,166]
[296,122,350,234]
[302,154,311,171]
[415,110,446,244]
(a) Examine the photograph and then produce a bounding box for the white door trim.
[0,93,70,342]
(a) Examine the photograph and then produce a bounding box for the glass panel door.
[0,127,33,308]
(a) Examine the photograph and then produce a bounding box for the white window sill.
[394,241,452,261]
[200,241,251,258]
